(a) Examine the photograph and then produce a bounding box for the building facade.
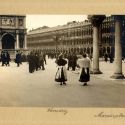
[0,15,27,51]
[27,16,125,57]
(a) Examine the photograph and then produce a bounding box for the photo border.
[0,0,125,124]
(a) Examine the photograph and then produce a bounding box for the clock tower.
[0,15,27,50]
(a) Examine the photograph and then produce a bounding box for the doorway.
[1,33,15,49]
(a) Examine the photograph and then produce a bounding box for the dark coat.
[16,53,21,63]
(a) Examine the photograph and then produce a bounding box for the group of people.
[1,50,10,66]
[104,53,114,63]
[0,50,91,86]
[27,51,46,73]
[0,50,26,67]
[0,50,47,73]
[55,53,91,86]
[67,52,78,71]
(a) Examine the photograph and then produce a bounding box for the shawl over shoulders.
[77,57,90,68]
[56,58,67,66]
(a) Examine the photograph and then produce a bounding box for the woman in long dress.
[77,53,91,86]
[55,54,67,85]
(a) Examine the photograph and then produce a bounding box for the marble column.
[88,15,106,74]
[111,16,124,79]
[24,34,27,49]
[93,26,101,73]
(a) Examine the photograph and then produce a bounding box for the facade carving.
[0,15,27,50]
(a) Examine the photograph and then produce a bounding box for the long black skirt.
[79,68,90,82]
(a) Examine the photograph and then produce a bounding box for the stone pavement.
[92,61,125,84]
[0,59,125,107]
[74,60,125,84]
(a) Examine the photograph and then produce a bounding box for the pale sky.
[26,15,87,31]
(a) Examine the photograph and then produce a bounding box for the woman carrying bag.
[55,53,67,85]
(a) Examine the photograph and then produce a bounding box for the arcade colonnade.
[89,15,124,79]
[27,22,94,55]
[27,16,121,58]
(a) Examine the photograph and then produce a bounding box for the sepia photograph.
[0,0,125,125]
[0,14,125,107]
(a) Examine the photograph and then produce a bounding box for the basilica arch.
[1,33,15,49]
[0,15,27,50]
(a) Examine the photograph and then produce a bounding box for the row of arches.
[40,46,114,57]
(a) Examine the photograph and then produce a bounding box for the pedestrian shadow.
[54,83,70,88]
